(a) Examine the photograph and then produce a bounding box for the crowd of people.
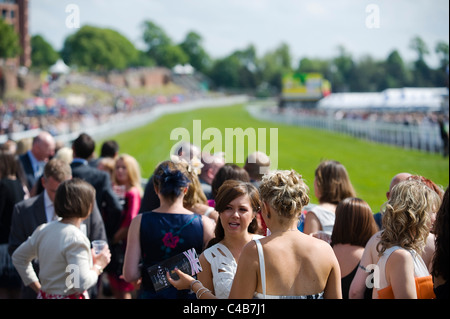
[0,130,448,300]
[0,73,208,138]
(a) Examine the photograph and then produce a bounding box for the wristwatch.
[94,264,103,274]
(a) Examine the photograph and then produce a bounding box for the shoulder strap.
[254,239,266,298]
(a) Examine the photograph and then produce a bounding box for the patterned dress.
[138,211,204,299]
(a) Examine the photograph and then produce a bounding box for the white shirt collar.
[43,190,58,222]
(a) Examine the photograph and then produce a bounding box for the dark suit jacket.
[70,161,123,240]
[18,152,36,191]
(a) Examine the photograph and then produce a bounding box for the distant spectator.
[0,150,27,298]
[244,151,271,188]
[373,172,412,230]
[303,160,356,240]
[18,131,55,192]
[106,154,142,299]
[89,140,119,168]
[15,138,32,156]
[53,146,73,165]
[0,139,17,154]
[199,152,225,200]
[70,133,123,241]
[331,198,378,299]
[211,164,250,200]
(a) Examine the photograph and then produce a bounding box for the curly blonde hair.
[378,179,442,256]
[259,170,310,225]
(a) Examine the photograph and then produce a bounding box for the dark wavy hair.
[211,163,250,199]
[152,160,191,202]
[207,180,260,248]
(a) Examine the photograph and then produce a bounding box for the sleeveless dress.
[307,206,335,236]
[253,239,324,299]
[138,211,204,299]
[203,235,264,299]
[376,246,435,299]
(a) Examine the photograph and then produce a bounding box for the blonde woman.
[108,154,142,299]
[375,179,442,299]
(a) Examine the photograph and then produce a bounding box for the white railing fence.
[246,105,445,154]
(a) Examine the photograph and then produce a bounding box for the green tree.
[30,35,59,70]
[332,45,354,92]
[380,50,412,89]
[259,42,293,92]
[142,20,188,68]
[179,31,212,73]
[435,41,449,68]
[61,25,139,71]
[433,41,449,87]
[0,18,21,60]
[348,55,386,92]
[409,36,430,62]
[208,55,241,89]
[409,36,433,87]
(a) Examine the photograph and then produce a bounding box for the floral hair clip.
[170,155,204,176]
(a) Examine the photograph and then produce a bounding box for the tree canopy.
[21,19,449,93]
[61,25,140,71]
[0,18,21,60]
[30,35,59,70]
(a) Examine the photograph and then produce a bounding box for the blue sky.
[30,0,449,67]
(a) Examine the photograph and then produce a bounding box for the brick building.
[0,0,30,96]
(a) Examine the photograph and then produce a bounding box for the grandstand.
[171,64,211,93]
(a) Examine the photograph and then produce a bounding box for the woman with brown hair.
[12,178,111,299]
[304,160,357,240]
[196,180,263,299]
[331,197,378,299]
[168,170,341,299]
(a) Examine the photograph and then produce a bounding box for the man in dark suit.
[70,133,123,240]
[18,131,55,192]
[8,158,107,298]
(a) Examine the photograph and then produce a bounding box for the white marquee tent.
[317,87,448,112]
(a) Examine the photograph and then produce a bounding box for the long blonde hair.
[113,154,143,193]
[378,179,441,256]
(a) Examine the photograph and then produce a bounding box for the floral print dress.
[138,211,204,299]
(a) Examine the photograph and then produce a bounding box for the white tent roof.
[317,87,448,111]
[49,59,70,74]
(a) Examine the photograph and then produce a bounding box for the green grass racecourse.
[99,103,449,213]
